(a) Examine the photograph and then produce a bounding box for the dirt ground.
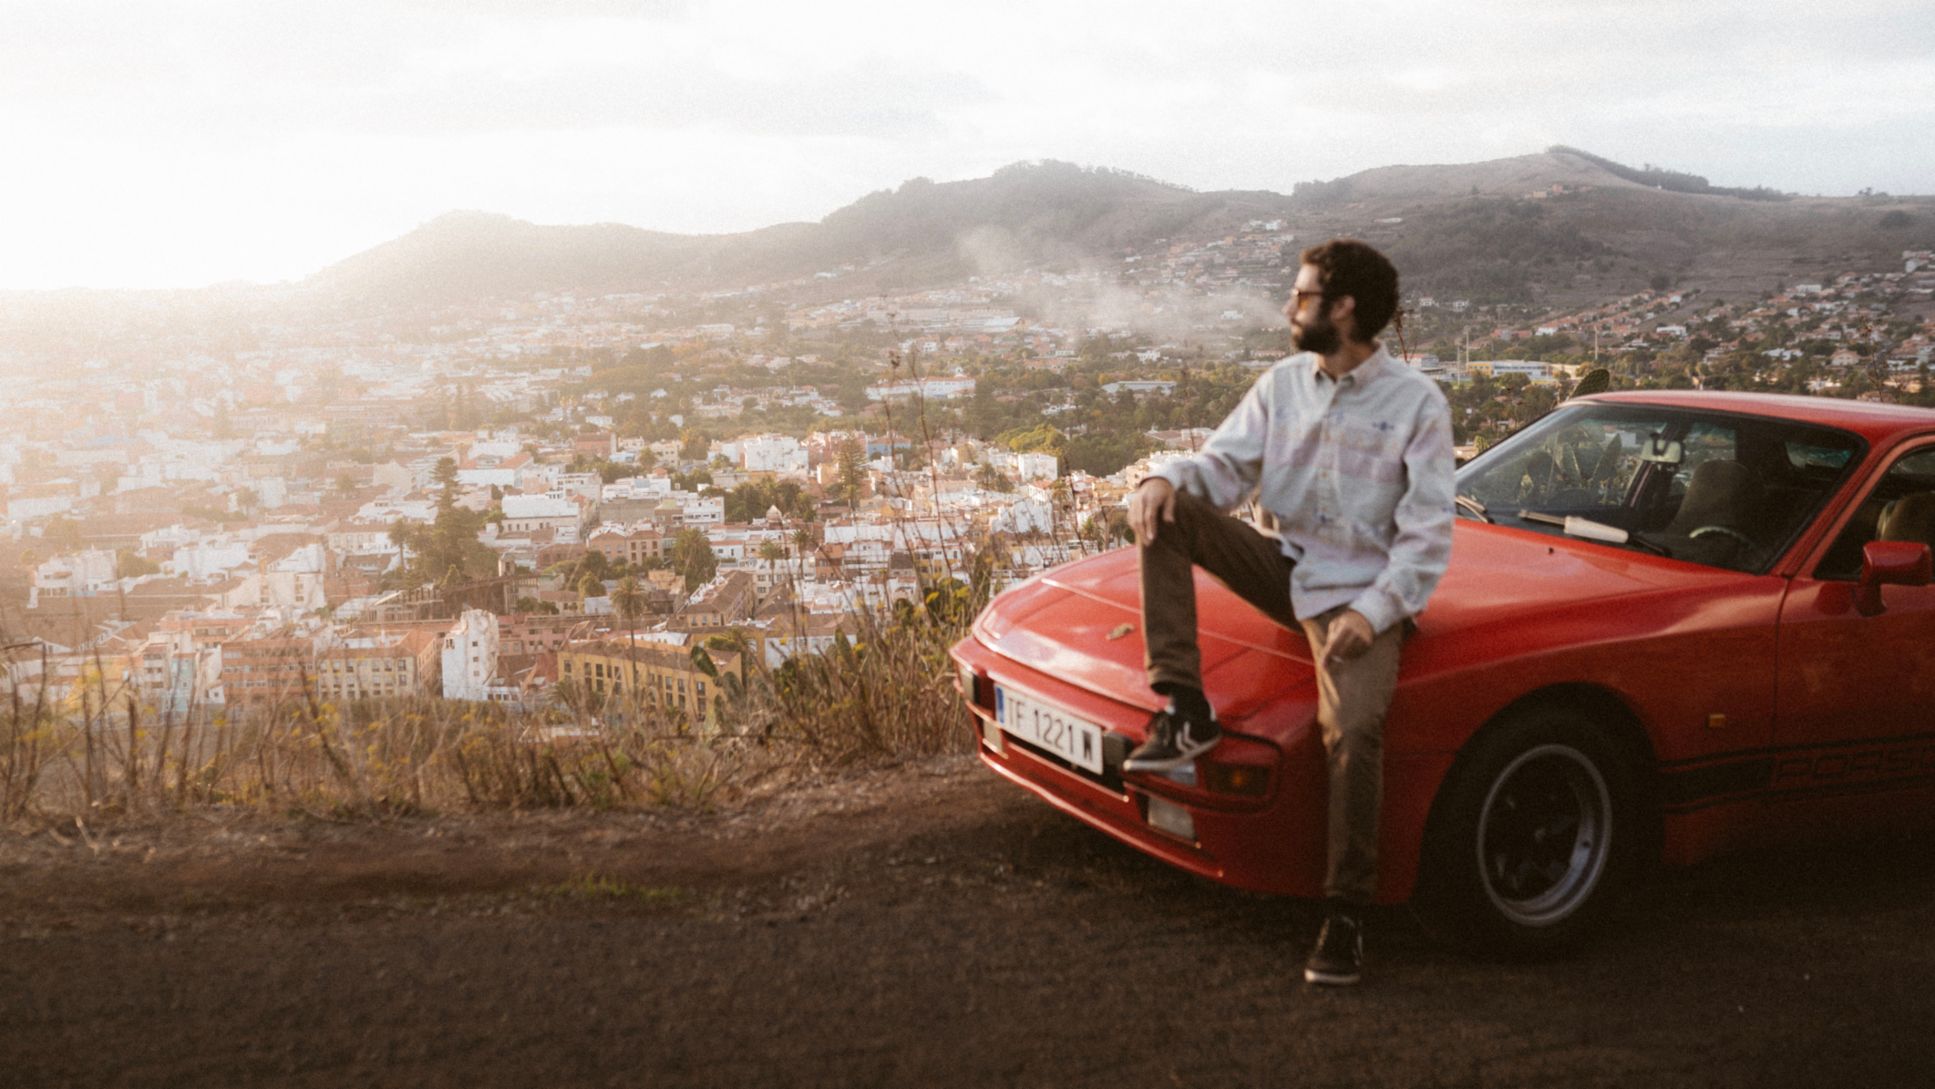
[5,754,1934,1089]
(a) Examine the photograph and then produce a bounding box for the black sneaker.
[1303,904,1364,986]
[1122,704,1220,774]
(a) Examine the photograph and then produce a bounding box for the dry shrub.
[448,715,784,813]
[0,579,987,824]
[0,676,55,821]
[760,598,977,765]
[0,676,804,822]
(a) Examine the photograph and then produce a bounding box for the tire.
[1413,703,1644,957]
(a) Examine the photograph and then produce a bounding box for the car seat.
[1663,460,1764,566]
[1877,491,1935,547]
[1665,460,1763,537]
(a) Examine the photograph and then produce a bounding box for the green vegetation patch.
[542,873,689,905]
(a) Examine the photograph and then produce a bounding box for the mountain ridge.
[306,150,1935,309]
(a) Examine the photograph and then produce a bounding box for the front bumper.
[952,635,1331,899]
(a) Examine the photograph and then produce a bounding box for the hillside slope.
[307,151,1935,309]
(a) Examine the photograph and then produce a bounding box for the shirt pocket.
[1333,417,1408,488]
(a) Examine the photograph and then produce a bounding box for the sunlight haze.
[5,0,1933,289]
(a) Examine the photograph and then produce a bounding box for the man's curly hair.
[1300,239,1400,340]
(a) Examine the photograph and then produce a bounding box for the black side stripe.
[1658,730,1935,770]
[1658,733,1935,813]
[1659,758,1776,808]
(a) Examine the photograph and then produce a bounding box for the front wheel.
[1414,705,1645,956]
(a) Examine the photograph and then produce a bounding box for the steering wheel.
[1689,525,1754,549]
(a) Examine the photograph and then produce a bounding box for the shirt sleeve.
[1149,368,1273,512]
[1350,388,1456,634]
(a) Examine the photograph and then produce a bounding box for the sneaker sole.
[1123,731,1219,775]
[1303,966,1362,986]
[1173,732,1219,760]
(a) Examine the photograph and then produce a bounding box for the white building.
[865,376,976,401]
[1016,452,1059,482]
[216,548,327,615]
[167,537,254,582]
[355,498,438,525]
[679,495,724,527]
[604,475,675,501]
[9,491,76,522]
[135,632,226,714]
[371,461,415,494]
[30,549,119,607]
[990,491,1055,536]
[738,434,810,476]
[326,523,403,556]
[501,494,583,535]
[442,608,501,702]
[1470,360,1564,385]
[1101,380,1176,396]
[553,472,603,501]
[456,454,532,490]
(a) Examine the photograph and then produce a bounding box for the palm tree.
[612,575,646,627]
[612,575,647,714]
[387,520,412,582]
[756,540,788,593]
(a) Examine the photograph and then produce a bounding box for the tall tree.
[670,529,718,591]
[433,457,460,508]
[612,575,647,711]
[577,572,605,609]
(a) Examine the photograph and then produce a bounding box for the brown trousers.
[1140,491,1406,904]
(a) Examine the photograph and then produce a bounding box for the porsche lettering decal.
[1769,742,1935,789]
[1662,735,1935,812]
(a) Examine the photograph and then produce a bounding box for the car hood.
[973,524,1718,720]
[1423,522,1705,631]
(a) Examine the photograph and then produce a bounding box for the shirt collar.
[1307,342,1392,386]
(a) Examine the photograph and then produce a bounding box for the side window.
[1817,446,1935,580]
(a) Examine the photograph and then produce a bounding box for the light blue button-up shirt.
[1152,346,1456,634]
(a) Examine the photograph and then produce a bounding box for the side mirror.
[1856,540,1933,616]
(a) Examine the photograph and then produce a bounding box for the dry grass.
[0,594,979,826]
[760,600,975,765]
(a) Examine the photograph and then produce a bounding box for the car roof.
[1582,391,1935,443]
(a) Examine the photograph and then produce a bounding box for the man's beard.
[1292,313,1341,355]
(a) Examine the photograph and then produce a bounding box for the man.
[1122,238,1455,986]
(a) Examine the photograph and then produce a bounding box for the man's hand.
[1127,477,1178,544]
[1319,610,1375,673]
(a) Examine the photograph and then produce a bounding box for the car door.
[1772,440,1935,824]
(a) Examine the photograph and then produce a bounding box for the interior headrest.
[1669,460,1760,531]
[1878,491,1935,545]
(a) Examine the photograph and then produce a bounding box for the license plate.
[995,684,1105,774]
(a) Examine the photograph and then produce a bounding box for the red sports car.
[950,391,1935,952]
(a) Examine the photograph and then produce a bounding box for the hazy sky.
[6,0,1934,290]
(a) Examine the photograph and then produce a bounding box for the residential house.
[219,636,314,711]
[441,608,500,701]
[501,493,584,536]
[678,571,757,627]
[556,635,741,726]
[313,629,441,702]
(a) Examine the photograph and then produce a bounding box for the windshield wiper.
[1455,493,1493,523]
[1516,511,1673,557]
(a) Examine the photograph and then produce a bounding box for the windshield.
[1456,402,1865,573]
